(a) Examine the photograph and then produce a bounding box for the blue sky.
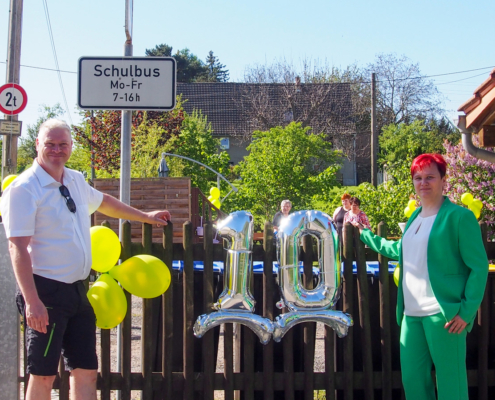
[1,0,494,136]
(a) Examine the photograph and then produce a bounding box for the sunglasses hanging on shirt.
[59,185,77,213]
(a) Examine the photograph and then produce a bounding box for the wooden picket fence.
[19,221,495,399]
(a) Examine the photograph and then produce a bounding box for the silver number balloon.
[273,210,353,341]
[194,211,274,344]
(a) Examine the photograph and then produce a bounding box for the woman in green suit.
[352,154,488,400]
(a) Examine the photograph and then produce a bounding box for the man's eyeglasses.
[59,185,76,213]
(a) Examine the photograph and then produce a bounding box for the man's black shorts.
[16,275,98,376]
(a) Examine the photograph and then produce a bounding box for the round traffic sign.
[0,83,28,115]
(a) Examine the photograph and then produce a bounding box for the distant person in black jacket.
[332,193,352,237]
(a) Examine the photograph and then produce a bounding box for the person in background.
[0,119,171,400]
[351,153,488,400]
[272,199,292,232]
[343,196,371,230]
[332,193,352,236]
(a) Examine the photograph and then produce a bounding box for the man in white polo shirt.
[0,119,171,400]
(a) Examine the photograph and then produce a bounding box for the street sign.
[78,57,176,111]
[0,83,28,115]
[0,119,22,135]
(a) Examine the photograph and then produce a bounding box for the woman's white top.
[401,214,442,316]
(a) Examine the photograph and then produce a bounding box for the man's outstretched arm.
[97,193,171,227]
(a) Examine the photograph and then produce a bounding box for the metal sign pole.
[117,3,133,399]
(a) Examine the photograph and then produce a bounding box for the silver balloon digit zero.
[274,210,353,341]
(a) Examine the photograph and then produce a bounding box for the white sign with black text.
[78,57,176,110]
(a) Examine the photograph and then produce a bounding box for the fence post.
[183,222,195,400]
[378,222,392,400]
[263,221,275,400]
[342,223,354,400]
[202,222,215,400]
[0,224,18,400]
[120,221,133,400]
[377,222,392,400]
[162,221,174,399]
[477,222,489,400]
[100,221,112,400]
[354,226,374,400]
[142,223,154,400]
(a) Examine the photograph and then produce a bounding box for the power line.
[42,0,72,125]
[1,61,493,86]
[0,61,76,74]
[435,72,489,86]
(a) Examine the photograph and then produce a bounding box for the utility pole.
[371,72,377,186]
[2,0,23,180]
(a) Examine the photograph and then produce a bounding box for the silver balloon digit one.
[194,211,274,344]
[273,210,353,341]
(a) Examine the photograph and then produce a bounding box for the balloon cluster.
[404,199,417,218]
[87,226,171,329]
[461,193,483,219]
[0,175,18,216]
[208,187,221,209]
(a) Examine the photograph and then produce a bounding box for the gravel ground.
[21,295,326,399]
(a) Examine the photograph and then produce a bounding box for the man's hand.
[142,210,171,227]
[444,315,467,334]
[25,297,49,333]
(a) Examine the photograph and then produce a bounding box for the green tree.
[202,51,229,82]
[226,122,343,226]
[378,119,461,167]
[145,44,229,83]
[17,104,65,172]
[356,158,415,235]
[163,111,230,193]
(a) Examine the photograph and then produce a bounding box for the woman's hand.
[444,315,467,334]
[349,220,365,233]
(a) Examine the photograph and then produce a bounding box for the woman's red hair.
[410,154,447,178]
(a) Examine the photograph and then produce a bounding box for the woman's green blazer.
[360,197,488,332]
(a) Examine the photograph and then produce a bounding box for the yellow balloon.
[404,206,413,218]
[209,187,220,199]
[468,203,482,219]
[90,226,121,272]
[109,255,171,298]
[1,175,17,191]
[393,265,400,287]
[471,199,483,210]
[407,199,417,209]
[461,193,473,206]
[87,274,127,329]
[212,198,221,209]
